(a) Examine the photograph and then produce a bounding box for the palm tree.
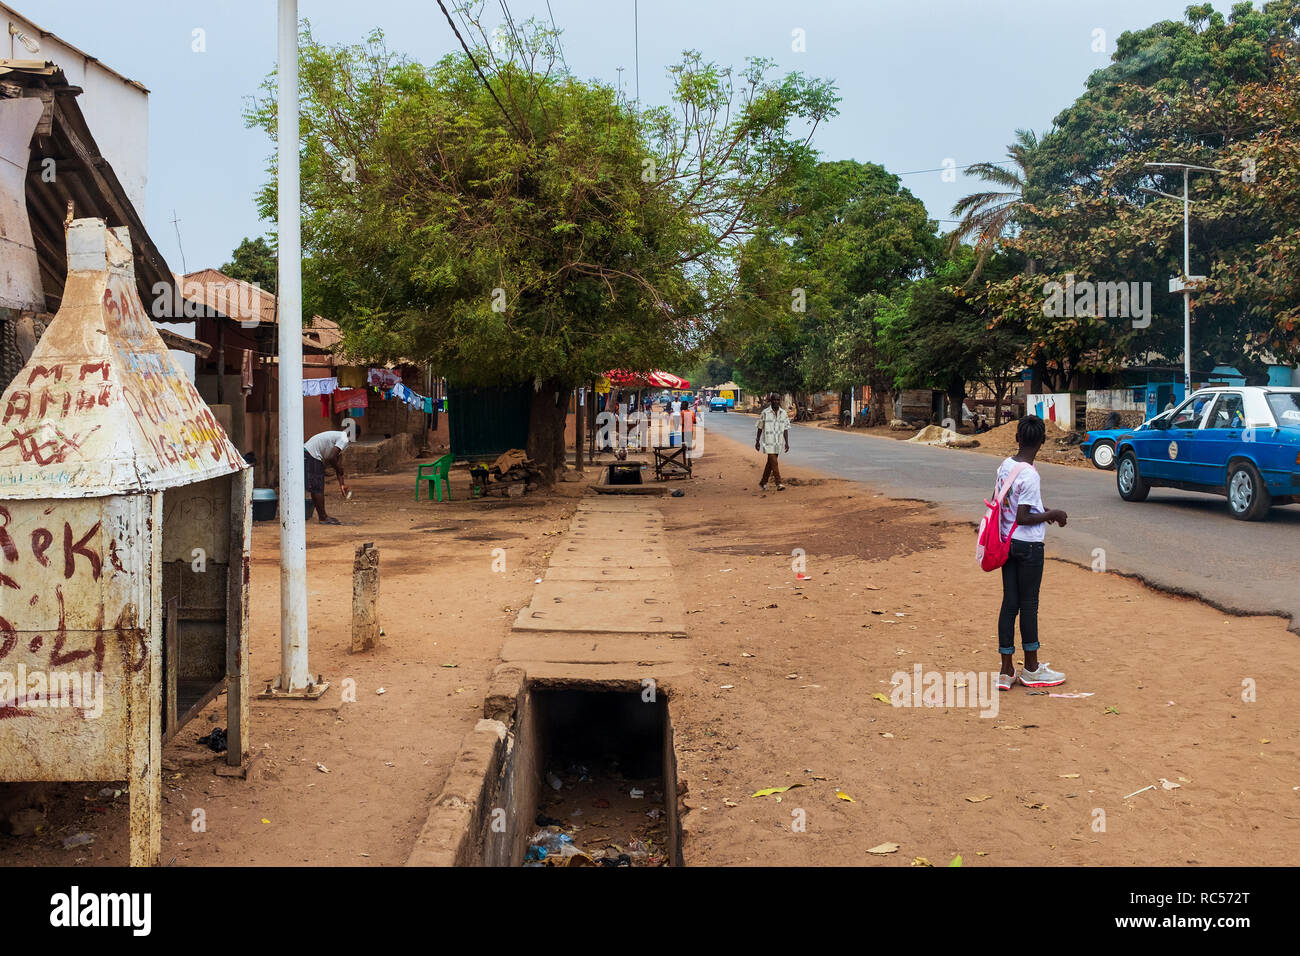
[948,129,1039,282]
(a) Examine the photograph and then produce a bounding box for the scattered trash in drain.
[523,760,669,867]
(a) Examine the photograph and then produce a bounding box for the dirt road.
[665,431,1299,865]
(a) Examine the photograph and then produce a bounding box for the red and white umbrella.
[605,369,691,389]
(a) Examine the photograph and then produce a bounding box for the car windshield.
[1267,392,1300,428]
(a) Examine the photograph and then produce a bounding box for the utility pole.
[265,0,325,700]
[1141,162,1229,400]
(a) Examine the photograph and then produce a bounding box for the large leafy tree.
[722,160,936,412]
[247,12,836,473]
[990,1,1300,389]
[885,247,1028,427]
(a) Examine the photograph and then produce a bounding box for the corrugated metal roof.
[0,219,247,499]
[182,268,277,326]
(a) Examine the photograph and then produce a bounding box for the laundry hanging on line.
[302,376,338,397]
[368,367,401,389]
[333,387,369,413]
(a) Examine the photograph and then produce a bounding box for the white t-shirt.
[305,430,350,461]
[996,457,1045,542]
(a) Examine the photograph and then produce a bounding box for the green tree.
[991,1,1300,388]
[722,160,936,414]
[246,17,836,475]
[222,236,277,293]
[884,248,1028,427]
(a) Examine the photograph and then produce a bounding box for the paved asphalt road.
[698,409,1300,633]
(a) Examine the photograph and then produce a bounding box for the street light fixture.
[1141,162,1232,399]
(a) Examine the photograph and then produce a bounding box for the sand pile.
[978,418,1072,457]
[907,425,979,448]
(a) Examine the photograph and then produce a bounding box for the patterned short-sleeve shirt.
[758,406,790,454]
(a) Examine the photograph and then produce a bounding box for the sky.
[19,0,1240,275]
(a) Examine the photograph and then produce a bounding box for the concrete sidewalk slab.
[513,579,686,633]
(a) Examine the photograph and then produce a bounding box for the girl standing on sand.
[995,416,1069,691]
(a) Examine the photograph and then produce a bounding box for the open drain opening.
[481,682,682,867]
[606,463,644,486]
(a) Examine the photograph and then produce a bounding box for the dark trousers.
[998,539,1044,654]
[760,453,782,485]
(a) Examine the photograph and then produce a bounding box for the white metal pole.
[277,0,310,693]
[1183,167,1191,397]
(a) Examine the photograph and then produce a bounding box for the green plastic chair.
[416,454,453,501]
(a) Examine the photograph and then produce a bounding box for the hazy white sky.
[20,0,1237,274]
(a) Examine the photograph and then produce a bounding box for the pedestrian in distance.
[755,392,790,492]
[995,415,1068,690]
[304,429,351,525]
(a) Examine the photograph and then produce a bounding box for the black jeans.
[998,539,1044,654]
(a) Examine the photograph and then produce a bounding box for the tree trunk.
[866,372,893,425]
[946,381,965,431]
[526,379,568,485]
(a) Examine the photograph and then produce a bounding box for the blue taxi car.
[1080,410,1171,469]
[1115,386,1300,520]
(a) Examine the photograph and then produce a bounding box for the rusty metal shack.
[0,218,251,866]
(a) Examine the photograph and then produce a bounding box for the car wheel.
[1116,451,1150,502]
[1091,440,1116,470]
[1227,461,1271,521]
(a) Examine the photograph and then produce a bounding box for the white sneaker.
[996,671,1017,692]
[758,483,768,492]
[1019,663,1066,688]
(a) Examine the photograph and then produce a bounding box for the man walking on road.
[305,429,351,525]
[756,392,790,491]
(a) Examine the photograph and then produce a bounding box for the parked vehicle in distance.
[1081,410,1171,469]
[708,396,729,412]
[1114,386,1300,520]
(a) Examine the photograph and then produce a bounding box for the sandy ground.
[6,428,1295,868]
[664,431,1299,866]
[2,468,586,866]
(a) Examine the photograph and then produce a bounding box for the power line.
[634,0,640,104]
[545,0,568,70]
[434,0,525,140]
[896,160,1016,176]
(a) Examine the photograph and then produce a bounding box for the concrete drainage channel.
[407,494,690,867]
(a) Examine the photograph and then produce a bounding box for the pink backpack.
[976,461,1029,571]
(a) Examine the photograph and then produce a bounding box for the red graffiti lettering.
[0,424,100,466]
[63,520,102,580]
[0,505,16,561]
[26,365,63,386]
[30,527,52,566]
[38,389,72,420]
[3,390,29,425]
[79,362,110,381]
[0,615,13,660]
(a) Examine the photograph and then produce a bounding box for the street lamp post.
[1141,162,1230,400]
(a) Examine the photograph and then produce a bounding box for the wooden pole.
[216,320,225,404]
[574,386,584,473]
